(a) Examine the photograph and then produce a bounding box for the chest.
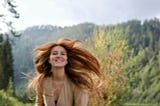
[42,77,74,105]
[52,81,64,100]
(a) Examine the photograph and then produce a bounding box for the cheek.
[65,55,68,60]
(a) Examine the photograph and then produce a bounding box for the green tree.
[85,26,130,106]
[123,18,160,104]
[0,0,19,93]
[0,35,14,91]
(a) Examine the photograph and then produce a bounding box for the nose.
[57,53,62,57]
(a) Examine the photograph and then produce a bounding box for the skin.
[48,45,68,101]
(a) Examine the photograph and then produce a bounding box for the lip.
[54,58,65,63]
[55,60,64,63]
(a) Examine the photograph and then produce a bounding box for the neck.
[51,67,65,81]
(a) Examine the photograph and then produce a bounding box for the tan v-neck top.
[35,76,89,106]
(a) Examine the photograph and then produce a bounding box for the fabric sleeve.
[35,86,44,106]
[73,86,89,106]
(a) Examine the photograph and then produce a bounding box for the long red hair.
[27,38,102,94]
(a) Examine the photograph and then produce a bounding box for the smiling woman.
[27,38,103,106]
[49,46,68,67]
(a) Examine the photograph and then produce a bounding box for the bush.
[0,90,33,106]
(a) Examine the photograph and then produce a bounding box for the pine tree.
[0,35,14,93]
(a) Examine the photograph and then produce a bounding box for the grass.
[123,103,159,106]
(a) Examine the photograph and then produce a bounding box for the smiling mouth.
[55,59,64,63]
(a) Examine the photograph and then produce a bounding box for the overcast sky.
[2,0,160,31]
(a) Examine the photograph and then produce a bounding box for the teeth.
[57,60,62,62]
[55,59,63,62]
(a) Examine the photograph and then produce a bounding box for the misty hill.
[12,22,95,96]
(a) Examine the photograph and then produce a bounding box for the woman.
[27,38,102,106]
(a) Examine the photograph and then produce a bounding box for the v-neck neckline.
[53,76,67,105]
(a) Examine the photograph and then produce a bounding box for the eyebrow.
[51,50,67,53]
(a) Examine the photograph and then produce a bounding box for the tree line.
[0,18,160,105]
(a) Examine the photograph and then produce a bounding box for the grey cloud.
[58,0,160,24]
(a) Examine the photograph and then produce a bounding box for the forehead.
[51,46,67,52]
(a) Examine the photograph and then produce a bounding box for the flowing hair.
[27,38,103,96]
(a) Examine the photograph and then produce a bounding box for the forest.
[0,18,160,106]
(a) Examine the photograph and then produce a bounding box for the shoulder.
[66,77,88,95]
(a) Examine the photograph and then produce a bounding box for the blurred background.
[0,0,160,105]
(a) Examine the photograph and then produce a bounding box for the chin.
[54,64,66,67]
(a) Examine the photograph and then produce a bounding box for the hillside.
[12,22,95,96]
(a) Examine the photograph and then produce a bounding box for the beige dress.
[35,76,89,106]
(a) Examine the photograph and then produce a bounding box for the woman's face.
[49,45,68,67]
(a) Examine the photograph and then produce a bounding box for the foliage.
[85,26,130,106]
[0,0,19,95]
[122,18,160,104]
[0,77,34,105]
[0,90,33,106]
[6,77,14,96]
[0,35,14,90]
